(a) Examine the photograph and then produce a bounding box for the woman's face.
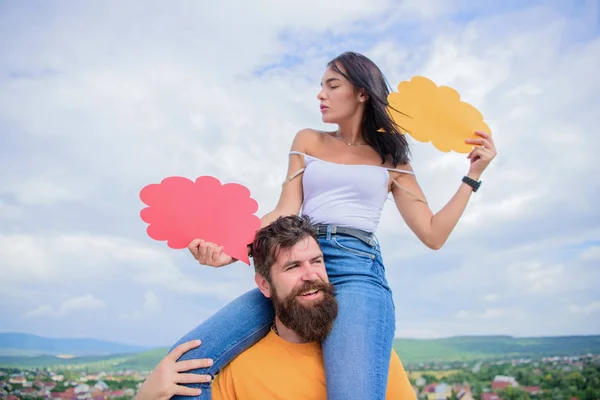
[317,65,365,124]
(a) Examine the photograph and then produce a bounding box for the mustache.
[290,280,334,298]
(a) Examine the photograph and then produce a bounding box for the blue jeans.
[171,228,396,400]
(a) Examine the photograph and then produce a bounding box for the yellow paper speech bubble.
[387,76,492,153]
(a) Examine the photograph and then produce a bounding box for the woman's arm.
[257,131,307,227]
[391,131,497,250]
[188,129,313,266]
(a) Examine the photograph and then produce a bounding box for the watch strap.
[462,176,481,192]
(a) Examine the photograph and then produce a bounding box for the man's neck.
[273,317,306,344]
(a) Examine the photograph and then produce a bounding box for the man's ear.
[255,273,272,298]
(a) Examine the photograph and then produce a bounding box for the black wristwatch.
[462,176,482,192]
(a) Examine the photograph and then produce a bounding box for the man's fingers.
[174,386,202,397]
[168,340,201,362]
[176,373,213,384]
[175,358,214,372]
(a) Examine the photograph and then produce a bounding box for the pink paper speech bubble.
[140,176,260,265]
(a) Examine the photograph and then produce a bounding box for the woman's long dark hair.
[327,52,410,166]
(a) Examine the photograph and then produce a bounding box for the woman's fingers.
[472,147,495,162]
[467,132,496,150]
[474,130,491,139]
[472,147,485,159]
[211,246,224,265]
[465,138,493,149]
[197,241,209,260]
[203,243,215,261]
[188,238,228,267]
[187,239,203,259]
[198,241,220,261]
[175,358,214,373]
[467,147,477,159]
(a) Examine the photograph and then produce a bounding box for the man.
[137,216,415,400]
[211,215,415,399]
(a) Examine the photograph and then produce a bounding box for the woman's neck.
[336,115,365,145]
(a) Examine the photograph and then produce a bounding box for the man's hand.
[136,340,213,400]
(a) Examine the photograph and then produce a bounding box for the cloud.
[6,179,79,206]
[580,246,600,262]
[120,291,161,320]
[0,199,22,219]
[0,1,598,344]
[483,294,500,302]
[23,294,106,318]
[0,232,254,299]
[506,262,566,295]
[480,308,525,319]
[454,308,526,321]
[568,301,600,315]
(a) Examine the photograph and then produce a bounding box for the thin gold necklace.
[333,132,367,147]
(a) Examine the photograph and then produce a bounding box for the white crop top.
[289,151,414,233]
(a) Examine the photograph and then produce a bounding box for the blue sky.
[0,0,599,347]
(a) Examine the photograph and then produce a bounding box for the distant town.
[1,352,599,400]
[0,368,143,400]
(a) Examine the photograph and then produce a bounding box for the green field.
[2,335,599,371]
[393,335,600,364]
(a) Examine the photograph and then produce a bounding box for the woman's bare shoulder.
[291,128,333,151]
[380,153,413,174]
[295,128,334,141]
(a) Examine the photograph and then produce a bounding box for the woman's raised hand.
[188,239,235,267]
[465,131,497,178]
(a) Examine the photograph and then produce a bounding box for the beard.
[271,280,338,342]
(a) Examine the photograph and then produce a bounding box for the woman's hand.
[465,131,497,179]
[136,340,213,400]
[188,239,235,267]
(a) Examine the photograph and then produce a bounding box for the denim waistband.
[314,224,377,247]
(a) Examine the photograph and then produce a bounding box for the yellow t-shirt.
[212,330,415,400]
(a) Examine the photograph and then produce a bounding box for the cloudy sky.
[1,0,599,348]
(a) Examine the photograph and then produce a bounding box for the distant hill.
[0,348,168,371]
[0,333,598,371]
[393,335,600,364]
[0,332,149,357]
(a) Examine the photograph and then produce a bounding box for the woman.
[160,52,496,400]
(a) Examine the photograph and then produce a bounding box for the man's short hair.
[252,215,319,282]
